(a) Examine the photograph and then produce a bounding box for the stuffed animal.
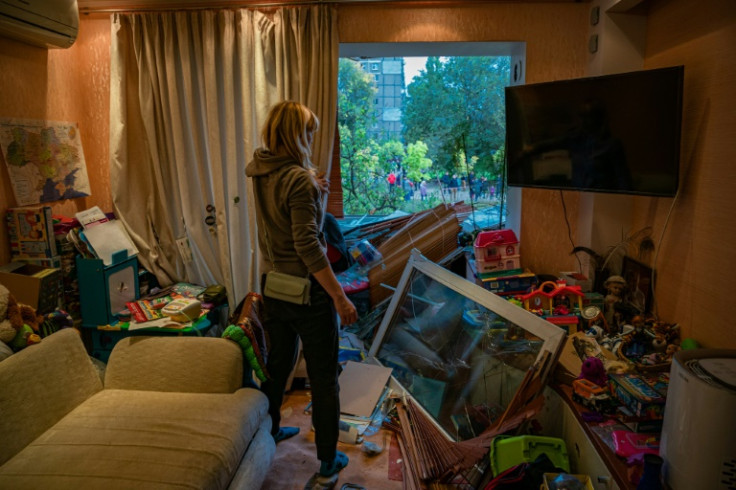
[10,324,41,352]
[16,299,43,333]
[578,356,608,388]
[0,284,16,344]
[222,324,268,382]
[39,308,75,337]
[0,283,44,351]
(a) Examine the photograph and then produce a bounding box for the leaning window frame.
[367,249,566,441]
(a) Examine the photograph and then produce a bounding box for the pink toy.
[612,430,660,458]
[578,356,608,388]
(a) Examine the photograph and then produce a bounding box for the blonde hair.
[262,100,319,169]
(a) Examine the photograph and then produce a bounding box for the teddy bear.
[0,283,44,351]
[0,284,16,345]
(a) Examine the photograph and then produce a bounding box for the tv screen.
[505,66,684,196]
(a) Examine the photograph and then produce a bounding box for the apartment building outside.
[357,57,406,142]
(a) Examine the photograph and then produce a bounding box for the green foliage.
[338,59,377,130]
[338,55,509,215]
[403,56,509,178]
[404,141,433,182]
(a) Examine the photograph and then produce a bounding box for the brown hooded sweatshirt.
[245,149,329,277]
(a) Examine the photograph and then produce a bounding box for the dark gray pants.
[260,280,340,462]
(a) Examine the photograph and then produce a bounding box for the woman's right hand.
[334,294,358,326]
[311,265,358,325]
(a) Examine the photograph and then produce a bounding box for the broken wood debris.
[366,203,470,307]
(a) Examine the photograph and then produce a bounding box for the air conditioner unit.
[0,0,79,49]
[660,348,736,490]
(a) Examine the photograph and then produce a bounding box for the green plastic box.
[490,435,570,476]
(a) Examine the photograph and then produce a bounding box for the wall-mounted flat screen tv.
[505,66,684,197]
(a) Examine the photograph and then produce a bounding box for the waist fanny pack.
[263,270,311,305]
[254,178,314,306]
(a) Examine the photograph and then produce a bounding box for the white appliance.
[0,0,79,49]
[661,349,736,490]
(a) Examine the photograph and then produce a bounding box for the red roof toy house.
[517,281,585,333]
[473,229,521,274]
[520,288,551,315]
[549,282,584,314]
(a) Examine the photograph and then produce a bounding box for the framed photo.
[622,256,654,314]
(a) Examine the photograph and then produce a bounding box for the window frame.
[333,42,526,233]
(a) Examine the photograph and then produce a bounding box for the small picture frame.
[622,256,654,314]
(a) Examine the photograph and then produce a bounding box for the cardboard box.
[609,373,667,419]
[0,262,61,313]
[14,255,62,269]
[554,331,618,384]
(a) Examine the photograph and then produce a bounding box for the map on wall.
[0,118,91,206]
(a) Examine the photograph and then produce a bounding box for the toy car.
[572,378,616,413]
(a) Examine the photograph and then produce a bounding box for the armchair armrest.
[104,336,244,393]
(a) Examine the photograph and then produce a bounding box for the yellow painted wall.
[0,0,733,348]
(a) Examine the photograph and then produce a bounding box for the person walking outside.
[245,100,357,479]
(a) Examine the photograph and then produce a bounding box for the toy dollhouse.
[517,281,585,333]
[473,229,521,274]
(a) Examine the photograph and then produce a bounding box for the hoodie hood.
[245,148,298,177]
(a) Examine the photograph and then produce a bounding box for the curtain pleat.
[110,6,338,306]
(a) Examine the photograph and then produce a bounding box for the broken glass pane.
[369,250,565,442]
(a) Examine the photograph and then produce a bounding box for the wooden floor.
[260,389,404,490]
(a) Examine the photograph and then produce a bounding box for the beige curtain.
[109,6,338,305]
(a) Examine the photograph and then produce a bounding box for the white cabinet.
[537,386,621,490]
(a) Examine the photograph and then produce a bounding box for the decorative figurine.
[603,275,627,327]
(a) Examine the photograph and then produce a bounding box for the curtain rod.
[80,1,332,13]
[79,0,498,14]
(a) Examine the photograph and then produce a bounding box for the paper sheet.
[339,361,393,419]
[82,220,138,266]
[127,317,189,331]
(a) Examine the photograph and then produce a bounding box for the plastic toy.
[586,325,605,342]
[572,378,615,413]
[665,343,680,359]
[349,239,383,273]
[611,430,660,458]
[518,280,584,317]
[680,338,699,350]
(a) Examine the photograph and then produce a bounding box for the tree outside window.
[338,54,510,221]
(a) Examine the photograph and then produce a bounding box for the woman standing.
[245,101,357,478]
